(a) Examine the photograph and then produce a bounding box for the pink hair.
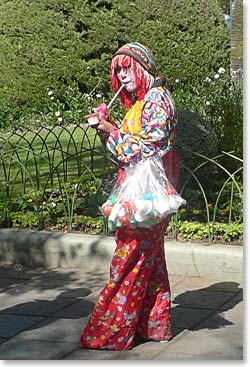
[110,54,154,110]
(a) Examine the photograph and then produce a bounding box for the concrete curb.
[0,229,243,281]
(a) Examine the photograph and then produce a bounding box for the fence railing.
[0,123,243,240]
[0,122,117,200]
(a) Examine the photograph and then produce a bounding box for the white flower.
[87,66,90,70]
[96,93,102,98]
[205,101,210,106]
[50,96,55,100]
[214,74,220,79]
[175,79,179,83]
[204,77,212,83]
[48,90,53,96]
[55,111,60,117]
[57,117,63,122]
[218,67,226,74]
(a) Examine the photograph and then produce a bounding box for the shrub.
[0,0,230,128]
[175,109,218,167]
[203,76,243,161]
[167,220,243,242]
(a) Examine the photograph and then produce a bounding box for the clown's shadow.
[171,281,242,336]
[134,281,242,347]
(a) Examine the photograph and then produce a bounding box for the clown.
[80,42,179,350]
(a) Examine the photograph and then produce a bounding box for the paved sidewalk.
[0,264,243,360]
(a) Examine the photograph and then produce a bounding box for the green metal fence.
[0,123,117,199]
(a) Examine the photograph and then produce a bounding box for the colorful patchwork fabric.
[106,86,177,164]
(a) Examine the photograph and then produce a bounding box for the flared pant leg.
[136,219,172,341]
[80,219,172,350]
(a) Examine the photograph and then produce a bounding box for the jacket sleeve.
[106,89,176,163]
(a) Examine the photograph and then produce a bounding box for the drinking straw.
[107,84,124,109]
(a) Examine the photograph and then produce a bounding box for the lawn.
[0,123,117,201]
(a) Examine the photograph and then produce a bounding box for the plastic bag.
[101,154,186,231]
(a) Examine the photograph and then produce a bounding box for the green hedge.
[0,0,230,119]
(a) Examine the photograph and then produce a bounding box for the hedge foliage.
[0,0,230,117]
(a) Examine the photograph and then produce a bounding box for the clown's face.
[116,66,137,93]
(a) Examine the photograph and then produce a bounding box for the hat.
[113,42,157,75]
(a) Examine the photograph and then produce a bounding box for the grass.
[0,123,117,201]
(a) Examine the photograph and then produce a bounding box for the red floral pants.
[80,218,172,350]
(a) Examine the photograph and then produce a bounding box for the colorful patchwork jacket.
[106,86,177,164]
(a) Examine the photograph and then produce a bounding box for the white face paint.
[116,66,137,93]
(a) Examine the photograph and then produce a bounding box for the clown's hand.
[98,118,118,133]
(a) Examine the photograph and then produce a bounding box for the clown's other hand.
[97,118,118,133]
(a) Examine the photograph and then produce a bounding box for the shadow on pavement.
[0,287,95,316]
[0,265,108,295]
[134,281,243,348]
[0,273,243,347]
[171,281,243,334]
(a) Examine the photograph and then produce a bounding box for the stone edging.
[0,229,243,281]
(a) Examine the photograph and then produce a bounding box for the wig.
[110,54,155,110]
